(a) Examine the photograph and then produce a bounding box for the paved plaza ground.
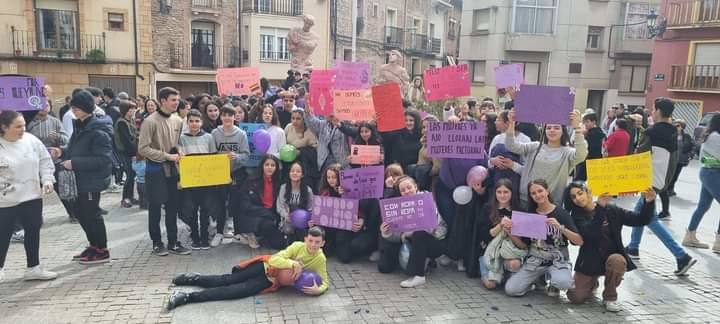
[1,161,720,324]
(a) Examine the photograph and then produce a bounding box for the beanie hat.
[71,90,96,114]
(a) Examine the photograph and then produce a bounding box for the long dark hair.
[489,178,519,226]
[202,103,221,132]
[191,93,212,113]
[256,154,281,204]
[703,113,720,143]
[256,104,280,126]
[319,163,342,197]
[527,178,553,213]
[484,112,499,150]
[354,122,381,145]
[290,110,307,137]
[284,161,311,209]
[404,110,422,136]
[541,124,571,146]
[563,181,589,216]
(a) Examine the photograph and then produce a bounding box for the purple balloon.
[290,209,311,229]
[294,270,322,292]
[253,129,271,153]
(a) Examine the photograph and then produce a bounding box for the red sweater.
[605,130,630,157]
[262,176,274,208]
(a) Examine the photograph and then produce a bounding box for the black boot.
[167,291,189,310]
[172,272,201,286]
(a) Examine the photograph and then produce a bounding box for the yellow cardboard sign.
[586,151,652,195]
[178,154,231,188]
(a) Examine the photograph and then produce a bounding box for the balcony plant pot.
[86,49,106,63]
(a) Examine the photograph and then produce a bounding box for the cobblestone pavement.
[1,161,719,324]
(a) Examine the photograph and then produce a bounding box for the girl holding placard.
[235,155,284,249]
[563,182,656,312]
[504,179,582,297]
[379,176,447,288]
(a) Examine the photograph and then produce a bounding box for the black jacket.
[572,201,654,276]
[381,129,421,170]
[66,116,113,193]
[678,133,695,165]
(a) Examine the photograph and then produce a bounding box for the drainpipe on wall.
[132,0,143,81]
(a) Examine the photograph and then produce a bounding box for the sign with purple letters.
[238,123,267,167]
[510,211,548,240]
[311,195,359,231]
[0,76,47,111]
[334,60,370,90]
[340,165,384,199]
[426,121,486,159]
[514,85,574,125]
[494,63,525,89]
[380,192,438,234]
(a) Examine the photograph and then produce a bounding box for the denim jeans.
[628,196,686,258]
[688,168,720,233]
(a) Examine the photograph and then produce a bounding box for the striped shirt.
[26,115,68,148]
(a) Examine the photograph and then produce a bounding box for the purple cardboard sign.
[510,211,548,240]
[426,121,486,159]
[380,192,438,234]
[311,195,359,231]
[340,165,384,199]
[0,76,47,111]
[514,85,575,125]
[334,60,370,90]
[494,63,525,89]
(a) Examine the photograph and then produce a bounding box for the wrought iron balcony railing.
[10,27,107,62]
[667,0,720,27]
[670,65,720,92]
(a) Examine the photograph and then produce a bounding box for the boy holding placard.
[178,109,218,250]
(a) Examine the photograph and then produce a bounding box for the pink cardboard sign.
[334,61,370,90]
[510,211,548,240]
[372,83,405,132]
[216,67,261,96]
[349,145,382,165]
[494,63,525,89]
[423,65,471,101]
[333,89,375,121]
[308,69,335,116]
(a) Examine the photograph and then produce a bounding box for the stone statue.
[288,15,319,74]
[377,50,410,97]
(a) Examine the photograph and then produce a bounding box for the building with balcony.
[332,0,461,86]
[0,0,154,101]
[240,0,331,82]
[647,0,720,116]
[151,0,241,96]
[459,0,656,116]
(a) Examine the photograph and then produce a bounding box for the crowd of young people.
[1,71,719,314]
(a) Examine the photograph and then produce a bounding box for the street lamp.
[608,9,666,59]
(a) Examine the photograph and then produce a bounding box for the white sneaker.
[400,276,426,288]
[23,265,58,281]
[0,268,5,282]
[437,255,452,267]
[11,230,24,243]
[247,234,260,249]
[368,250,381,262]
[604,300,622,312]
[233,234,250,245]
[210,234,223,247]
[223,229,234,239]
[457,259,466,272]
[546,286,560,297]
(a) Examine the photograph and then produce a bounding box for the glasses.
[611,107,619,110]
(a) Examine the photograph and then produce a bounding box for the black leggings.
[327,228,377,264]
[406,231,446,277]
[119,154,136,201]
[377,237,402,274]
[0,199,43,268]
[182,262,273,303]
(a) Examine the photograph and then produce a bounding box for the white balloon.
[452,185,473,205]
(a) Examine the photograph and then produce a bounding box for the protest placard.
[334,61,370,90]
[216,67,261,96]
[514,85,574,125]
[423,65,471,101]
[510,211,548,240]
[349,145,382,165]
[308,69,335,116]
[372,83,405,132]
[380,192,438,234]
[426,121,486,159]
[340,165,384,199]
[333,89,374,121]
[179,154,231,188]
[0,76,47,111]
[238,123,267,167]
[494,63,525,89]
[311,195,359,231]
[586,151,653,195]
